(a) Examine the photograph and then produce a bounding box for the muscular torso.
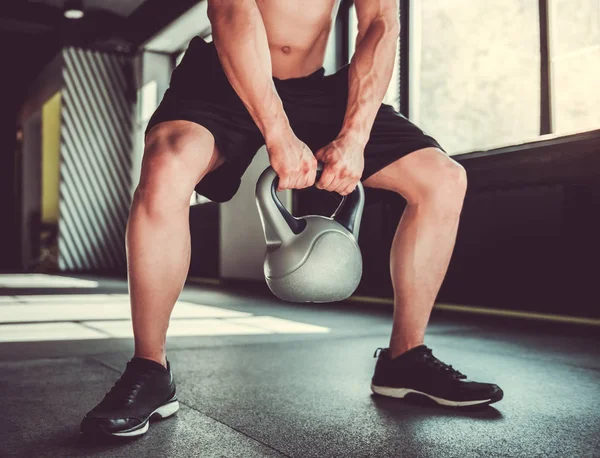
[256,0,341,79]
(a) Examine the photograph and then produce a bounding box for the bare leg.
[363,147,467,359]
[127,121,224,367]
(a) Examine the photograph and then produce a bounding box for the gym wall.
[59,48,134,271]
[18,47,135,273]
[443,131,600,319]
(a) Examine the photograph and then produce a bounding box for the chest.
[256,0,340,27]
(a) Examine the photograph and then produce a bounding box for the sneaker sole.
[371,383,501,407]
[109,399,180,438]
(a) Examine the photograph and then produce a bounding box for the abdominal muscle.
[256,0,341,79]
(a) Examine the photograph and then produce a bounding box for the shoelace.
[421,348,467,380]
[101,363,156,407]
[374,346,467,380]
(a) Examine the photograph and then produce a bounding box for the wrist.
[263,119,294,148]
[338,127,369,148]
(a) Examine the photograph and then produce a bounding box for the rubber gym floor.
[0,274,598,458]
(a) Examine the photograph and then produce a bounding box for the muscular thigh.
[363,147,459,200]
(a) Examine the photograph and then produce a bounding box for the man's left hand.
[314,134,365,196]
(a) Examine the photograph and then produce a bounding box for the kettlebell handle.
[255,165,365,247]
[332,177,365,238]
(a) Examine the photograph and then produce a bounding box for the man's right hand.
[266,128,318,191]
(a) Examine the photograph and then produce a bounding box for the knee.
[411,159,467,212]
[134,128,205,216]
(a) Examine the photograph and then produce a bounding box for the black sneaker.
[371,345,503,407]
[81,357,179,437]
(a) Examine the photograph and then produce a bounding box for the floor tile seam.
[88,356,293,458]
[175,399,293,458]
[75,321,114,337]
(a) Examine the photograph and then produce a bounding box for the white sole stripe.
[110,400,180,437]
[371,383,492,407]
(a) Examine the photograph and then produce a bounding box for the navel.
[281,46,291,54]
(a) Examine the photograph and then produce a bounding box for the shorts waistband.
[273,67,326,86]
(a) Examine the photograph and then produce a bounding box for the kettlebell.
[255,165,365,303]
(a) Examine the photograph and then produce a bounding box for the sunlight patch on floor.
[0,302,250,323]
[0,322,107,342]
[0,292,330,342]
[83,319,269,338]
[0,274,99,289]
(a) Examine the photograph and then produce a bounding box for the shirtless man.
[81,0,503,438]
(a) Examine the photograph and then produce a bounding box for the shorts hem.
[361,137,446,182]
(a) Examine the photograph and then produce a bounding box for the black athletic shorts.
[146,36,444,203]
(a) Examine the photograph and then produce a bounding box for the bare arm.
[341,0,400,144]
[207,0,316,190]
[315,0,399,195]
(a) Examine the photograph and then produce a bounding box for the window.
[549,0,600,135]
[410,0,541,155]
[349,5,400,111]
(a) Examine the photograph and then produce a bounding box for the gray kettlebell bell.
[255,165,365,303]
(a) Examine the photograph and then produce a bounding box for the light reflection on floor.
[0,274,99,288]
[0,275,330,342]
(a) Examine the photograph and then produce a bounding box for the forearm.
[208,0,289,144]
[340,15,400,145]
